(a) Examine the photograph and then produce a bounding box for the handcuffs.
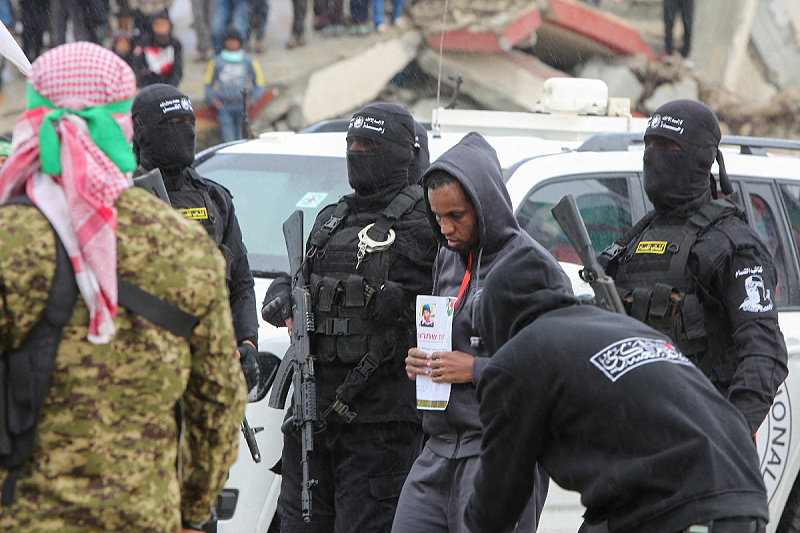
[356,223,395,268]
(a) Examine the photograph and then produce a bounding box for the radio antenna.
[433,0,450,138]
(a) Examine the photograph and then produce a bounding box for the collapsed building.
[247,0,800,142]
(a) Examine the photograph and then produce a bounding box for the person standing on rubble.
[662,0,694,65]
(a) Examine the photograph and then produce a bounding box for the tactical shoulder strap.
[307,200,350,256]
[365,185,424,242]
[686,198,742,235]
[597,209,657,270]
[666,199,742,279]
[118,279,199,338]
[0,195,198,506]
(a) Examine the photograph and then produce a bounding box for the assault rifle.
[268,210,318,522]
[551,194,626,314]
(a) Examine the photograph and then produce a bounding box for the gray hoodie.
[421,132,572,458]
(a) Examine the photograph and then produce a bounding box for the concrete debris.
[533,0,654,66]
[407,0,545,36]
[417,48,569,112]
[300,32,423,126]
[423,8,542,53]
[194,0,800,146]
[750,0,800,91]
[576,58,644,103]
[644,77,699,112]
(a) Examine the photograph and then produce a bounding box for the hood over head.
[643,99,730,214]
[131,83,196,173]
[476,246,580,354]
[423,132,519,255]
[344,102,415,210]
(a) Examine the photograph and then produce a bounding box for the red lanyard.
[453,252,473,309]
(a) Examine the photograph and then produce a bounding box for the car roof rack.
[576,132,800,156]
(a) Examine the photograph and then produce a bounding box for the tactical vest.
[600,199,743,359]
[168,168,232,278]
[306,186,423,421]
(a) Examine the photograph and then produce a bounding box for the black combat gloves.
[262,274,292,328]
[239,342,260,401]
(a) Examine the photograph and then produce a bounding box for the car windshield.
[195,152,350,275]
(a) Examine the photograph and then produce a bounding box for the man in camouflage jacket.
[0,42,246,532]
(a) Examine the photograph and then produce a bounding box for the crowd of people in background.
[5,0,410,62]
[0,0,414,138]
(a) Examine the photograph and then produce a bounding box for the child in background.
[111,31,134,68]
[205,27,264,142]
[132,10,183,88]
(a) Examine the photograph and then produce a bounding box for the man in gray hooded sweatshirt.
[395,132,572,532]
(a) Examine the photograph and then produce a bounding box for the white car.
[194,80,800,533]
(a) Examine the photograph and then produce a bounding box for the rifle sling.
[117,278,199,339]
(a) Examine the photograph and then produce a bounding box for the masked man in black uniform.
[261,103,438,532]
[465,246,769,533]
[600,99,788,434]
[131,83,259,391]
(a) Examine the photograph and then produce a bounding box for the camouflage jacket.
[0,187,246,532]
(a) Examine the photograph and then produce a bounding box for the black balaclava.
[345,103,415,210]
[408,120,430,185]
[131,83,196,174]
[643,99,730,214]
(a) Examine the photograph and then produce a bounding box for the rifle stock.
[551,194,626,314]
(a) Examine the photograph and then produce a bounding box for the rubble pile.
[406,0,541,35]
[245,0,800,145]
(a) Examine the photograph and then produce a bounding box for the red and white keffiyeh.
[0,42,137,344]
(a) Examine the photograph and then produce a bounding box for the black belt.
[682,518,764,533]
